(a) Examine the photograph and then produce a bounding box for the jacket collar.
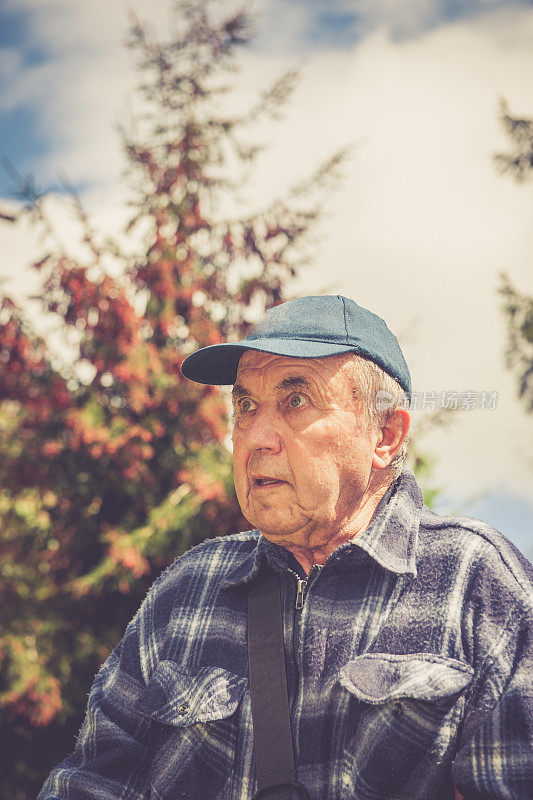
[221,468,422,589]
[345,468,421,577]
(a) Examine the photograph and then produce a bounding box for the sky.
[0,0,532,555]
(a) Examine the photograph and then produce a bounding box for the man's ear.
[372,408,410,470]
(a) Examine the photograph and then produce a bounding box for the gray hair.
[351,354,409,480]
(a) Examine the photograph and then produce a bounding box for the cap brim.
[180,338,359,385]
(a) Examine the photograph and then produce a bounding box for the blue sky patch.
[0,106,49,198]
[0,3,48,68]
[437,489,533,558]
[0,4,52,197]
[302,9,364,49]
[252,0,533,52]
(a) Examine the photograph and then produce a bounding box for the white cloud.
[234,9,533,505]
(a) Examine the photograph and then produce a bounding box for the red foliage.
[0,8,340,792]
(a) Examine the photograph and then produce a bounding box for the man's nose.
[244,407,282,453]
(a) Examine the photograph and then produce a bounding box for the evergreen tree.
[494,100,533,413]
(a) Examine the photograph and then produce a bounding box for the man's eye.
[288,393,306,409]
[238,398,255,413]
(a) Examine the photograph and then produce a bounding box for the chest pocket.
[337,653,474,800]
[136,661,247,800]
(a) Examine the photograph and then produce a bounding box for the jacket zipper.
[295,577,307,611]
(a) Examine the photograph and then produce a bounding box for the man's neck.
[284,478,392,575]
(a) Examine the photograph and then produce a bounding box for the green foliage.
[494,100,533,414]
[498,272,533,413]
[0,2,343,796]
[494,99,533,183]
[411,452,442,510]
[406,407,457,511]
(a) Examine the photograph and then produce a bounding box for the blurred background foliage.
[1,1,531,796]
[0,1,347,795]
[494,100,533,414]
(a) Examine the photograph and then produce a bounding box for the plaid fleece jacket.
[39,470,532,800]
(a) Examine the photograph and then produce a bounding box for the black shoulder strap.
[248,565,310,800]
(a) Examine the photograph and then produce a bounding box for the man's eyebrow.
[232,376,311,401]
[231,383,249,402]
[275,376,311,393]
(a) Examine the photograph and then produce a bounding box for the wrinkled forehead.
[234,350,357,391]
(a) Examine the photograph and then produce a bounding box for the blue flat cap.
[181,294,411,396]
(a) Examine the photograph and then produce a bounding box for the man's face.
[231,351,382,550]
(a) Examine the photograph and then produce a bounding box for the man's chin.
[254,518,311,547]
[258,527,298,541]
[239,498,314,541]
[243,509,300,538]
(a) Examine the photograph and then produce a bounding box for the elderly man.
[39,295,532,800]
